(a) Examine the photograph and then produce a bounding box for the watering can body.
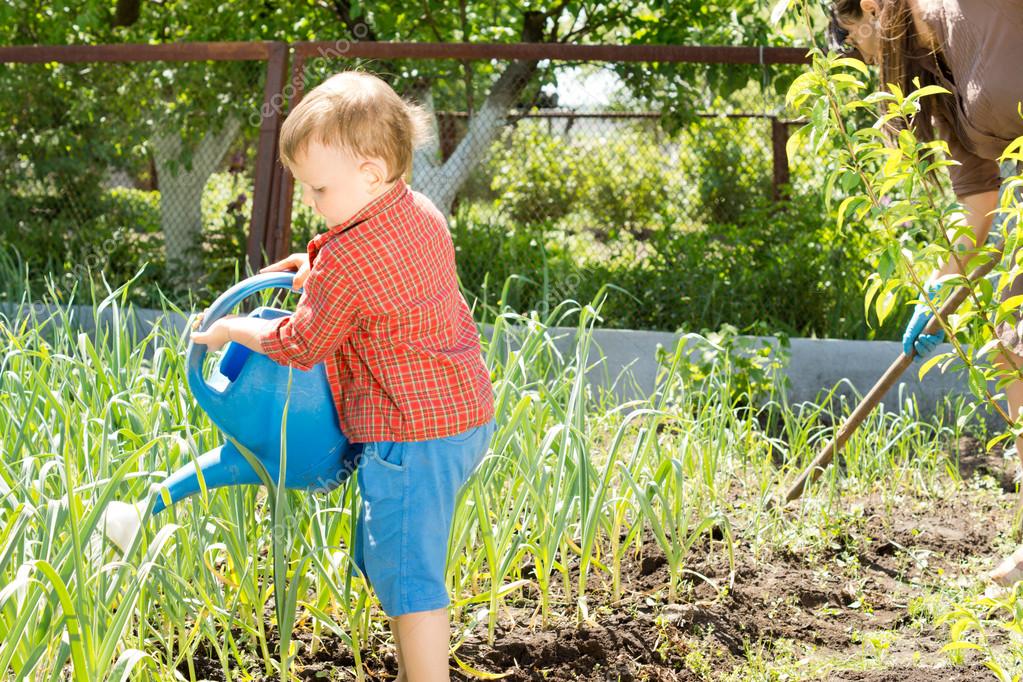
[151,273,359,514]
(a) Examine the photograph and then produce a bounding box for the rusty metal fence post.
[246,41,289,273]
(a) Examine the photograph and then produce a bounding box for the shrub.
[687,115,774,226]
[0,184,166,304]
[0,171,255,308]
[574,128,680,239]
[452,190,906,340]
[487,122,582,225]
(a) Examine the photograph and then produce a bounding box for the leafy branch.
[786,43,1023,443]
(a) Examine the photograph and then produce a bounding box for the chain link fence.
[285,47,860,335]
[0,45,277,308]
[1,43,876,338]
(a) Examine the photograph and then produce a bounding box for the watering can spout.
[100,442,262,551]
[149,442,261,514]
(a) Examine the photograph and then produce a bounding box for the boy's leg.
[392,608,450,682]
[356,422,495,678]
[390,617,407,682]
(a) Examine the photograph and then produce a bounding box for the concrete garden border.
[0,301,989,423]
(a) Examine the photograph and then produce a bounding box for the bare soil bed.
[188,436,1016,681]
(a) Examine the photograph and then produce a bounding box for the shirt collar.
[307,178,409,261]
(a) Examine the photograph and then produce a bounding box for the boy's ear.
[359,158,390,190]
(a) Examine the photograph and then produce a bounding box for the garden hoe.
[780,250,1004,507]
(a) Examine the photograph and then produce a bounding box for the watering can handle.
[185,272,301,408]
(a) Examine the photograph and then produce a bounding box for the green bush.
[195,171,253,301]
[487,123,582,225]
[288,196,325,255]
[0,171,255,308]
[0,185,167,304]
[656,323,791,408]
[687,115,774,225]
[486,121,683,237]
[470,115,790,335]
[450,204,577,315]
[483,116,777,237]
[452,191,907,340]
[574,128,680,239]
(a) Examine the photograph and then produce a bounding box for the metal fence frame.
[280,42,810,262]
[0,41,289,276]
[0,41,810,272]
[432,110,797,199]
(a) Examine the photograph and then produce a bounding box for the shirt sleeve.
[257,247,359,371]
[935,114,1001,199]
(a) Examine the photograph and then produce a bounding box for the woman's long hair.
[829,0,963,147]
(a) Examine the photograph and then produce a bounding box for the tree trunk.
[151,118,240,281]
[112,0,142,27]
[412,12,545,217]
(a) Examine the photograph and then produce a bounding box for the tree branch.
[418,0,446,42]
[315,0,409,85]
[559,7,625,43]
[543,1,571,42]
[321,0,379,41]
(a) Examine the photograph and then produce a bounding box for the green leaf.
[877,246,896,280]
[839,170,860,193]
[836,195,861,232]
[918,352,947,380]
[108,649,155,682]
[453,652,511,679]
[786,125,808,166]
[769,0,793,25]
[834,57,870,77]
[908,84,952,101]
[33,560,91,681]
[863,278,882,323]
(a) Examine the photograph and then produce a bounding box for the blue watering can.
[102,273,359,549]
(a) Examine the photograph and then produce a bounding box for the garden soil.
[185,436,1014,681]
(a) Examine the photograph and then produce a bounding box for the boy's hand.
[261,252,310,291]
[191,313,240,353]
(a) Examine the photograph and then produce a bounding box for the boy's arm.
[257,248,360,370]
[191,313,271,354]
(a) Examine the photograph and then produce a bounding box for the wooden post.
[268,50,310,267]
[246,42,289,274]
[771,117,790,201]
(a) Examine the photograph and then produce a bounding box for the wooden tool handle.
[782,253,1000,504]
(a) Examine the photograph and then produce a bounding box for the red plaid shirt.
[258,179,495,442]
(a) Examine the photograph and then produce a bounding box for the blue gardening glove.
[902,282,945,360]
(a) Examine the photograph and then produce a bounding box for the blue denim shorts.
[350,418,496,617]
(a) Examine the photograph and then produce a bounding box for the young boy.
[191,71,496,682]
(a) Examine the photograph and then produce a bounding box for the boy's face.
[290,140,390,228]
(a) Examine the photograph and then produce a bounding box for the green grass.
[0,271,1020,680]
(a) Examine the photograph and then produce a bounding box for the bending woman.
[829,0,1023,584]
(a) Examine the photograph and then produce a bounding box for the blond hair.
[280,71,434,182]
